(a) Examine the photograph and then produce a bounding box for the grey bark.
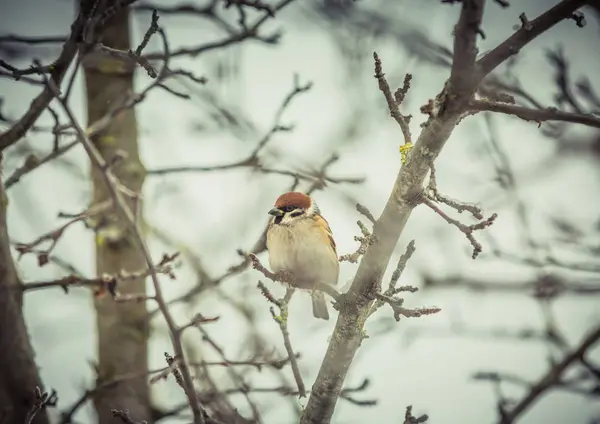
[0,164,50,424]
[82,7,152,424]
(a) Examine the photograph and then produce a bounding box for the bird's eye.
[283,206,295,212]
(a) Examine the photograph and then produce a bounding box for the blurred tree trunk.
[0,169,50,424]
[82,7,151,424]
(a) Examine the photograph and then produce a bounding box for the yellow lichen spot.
[361,328,369,340]
[95,233,104,247]
[1,191,9,209]
[99,59,126,74]
[399,142,413,164]
[100,136,116,145]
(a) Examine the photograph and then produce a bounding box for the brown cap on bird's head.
[274,192,312,210]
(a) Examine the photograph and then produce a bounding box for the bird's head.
[268,192,318,225]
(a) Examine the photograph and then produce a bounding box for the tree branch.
[499,324,600,423]
[476,0,589,78]
[0,34,66,44]
[256,284,306,397]
[147,76,312,177]
[373,52,412,145]
[421,195,497,259]
[25,387,58,424]
[449,0,485,93]
[22,252,178,296]
[143,0,298,60]
[0,10,85,151]
[403,405,429,424]
[5,140,79,189]
[338,220,376,264]
[468,98,600,128]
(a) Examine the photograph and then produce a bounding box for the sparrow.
[266,191,339,320]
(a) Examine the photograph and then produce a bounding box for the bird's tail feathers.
[311,291,329,320]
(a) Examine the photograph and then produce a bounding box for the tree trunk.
[0,163,50,424]
[82,8,152,424]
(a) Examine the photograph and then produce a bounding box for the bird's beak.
[268,208,284,217]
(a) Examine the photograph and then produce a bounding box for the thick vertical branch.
[83,9,151,424]
[449,0,485,93]
[298,81,469,424]
[0,166,50,424]
[299,6,484,424]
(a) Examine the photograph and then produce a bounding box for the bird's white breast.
[266,220,339,288]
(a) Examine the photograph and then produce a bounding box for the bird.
[265,191,339,320]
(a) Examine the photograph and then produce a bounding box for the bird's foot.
[274,270,295,284]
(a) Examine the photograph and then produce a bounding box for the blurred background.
[1,0,599,423]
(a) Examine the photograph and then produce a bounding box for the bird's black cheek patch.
[290,210,304,218]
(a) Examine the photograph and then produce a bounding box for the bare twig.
[355,203,376,224]
[224,0,275,16]
[147,76,312,176]
[339,220,376,264]
[474,370,597,398]
[256,283,306,397]
[134,2,237,36]
[373,293,440,322]
[0,34,66,44]
[498,324,600,423]
[476,0,589,78]
[403,405,429,424]
[426,163,484,220]
[370,240,418,316]
[22,252,179,296]
[421,196,497,259]
[387,241,416,293]
[373,52,412,145]
[95,44,157,78]
[364,240,439,321]
[144,0,298,59]
[93,8,160,78]
[0,60,54,79]
[0,9,87,151]
[468,98,600,128]
[135,9,160,55]
[25,387,58,424]
[178,313,220,334]
[14,200,112,266]
[422,161,496,259]
[190,322,265,421]
[111,409,143,424]
[423,270,600,295]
